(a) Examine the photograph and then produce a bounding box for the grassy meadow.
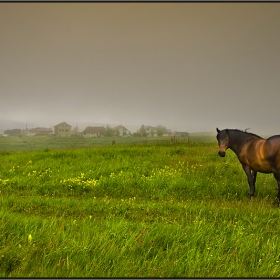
[0,135,280,277]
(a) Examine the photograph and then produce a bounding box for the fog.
[1,3,280,135]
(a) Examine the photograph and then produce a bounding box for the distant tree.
[133,132,141,137]
[156,125,168,136]
[99,127,105,136]
[139,125,147,137]
[105,125,114,137]
[71,126,79,135]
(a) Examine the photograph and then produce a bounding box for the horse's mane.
[229,129,263,139]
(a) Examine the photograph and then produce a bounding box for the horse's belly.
[250,160,273,173]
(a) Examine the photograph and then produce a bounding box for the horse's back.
[266,135,280,142]
[265,135,280,149]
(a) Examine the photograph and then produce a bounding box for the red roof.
[83,126,105,134]
[54,122,71,127]
[29,127,53,132]
[112,125,127,130]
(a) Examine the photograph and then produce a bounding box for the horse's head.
[216,128,229,157]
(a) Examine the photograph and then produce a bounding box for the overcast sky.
[1,3,280,134]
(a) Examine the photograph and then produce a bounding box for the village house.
[4,129,21,136]
[163,129,173,137]
[54,122,72,137]
[83,126,105,138]
[112,125,130,136]
[144,126,158,137]
[28,127,53,136]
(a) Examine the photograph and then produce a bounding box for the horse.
[216,128,280,203]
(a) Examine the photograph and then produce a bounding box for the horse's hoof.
[247,194,254,200]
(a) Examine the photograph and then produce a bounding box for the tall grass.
[0,141,280,277]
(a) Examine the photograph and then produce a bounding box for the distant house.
[83,126,105,138]
[28,127,53,136]
[4,129,21,136]
[176,132,189,137]
[54,122,72,137]
[144,126,158,137]
[112,125,130,136]
[163,129,173,137]
[137,125,158,137]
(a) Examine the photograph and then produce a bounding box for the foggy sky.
[1,3,280,134]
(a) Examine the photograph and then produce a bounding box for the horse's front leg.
[242,165,255,198]
[252,170,257,193]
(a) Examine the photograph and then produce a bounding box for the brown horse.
[216,128,280,202]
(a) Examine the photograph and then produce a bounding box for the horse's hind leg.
[272,171,280,205]
[252,170,258,187]
[277,181,280,205]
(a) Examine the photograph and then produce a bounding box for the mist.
[1,3,280,135]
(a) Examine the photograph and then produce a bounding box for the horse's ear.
[216,128,220,133]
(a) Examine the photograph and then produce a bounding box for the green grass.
[0,138,280,277]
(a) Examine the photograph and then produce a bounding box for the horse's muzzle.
[218,151,226,157]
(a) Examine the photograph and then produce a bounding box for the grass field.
[0,135,280,277]
[0,134,215,152]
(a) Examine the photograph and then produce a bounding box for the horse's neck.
[228,131,249,154]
